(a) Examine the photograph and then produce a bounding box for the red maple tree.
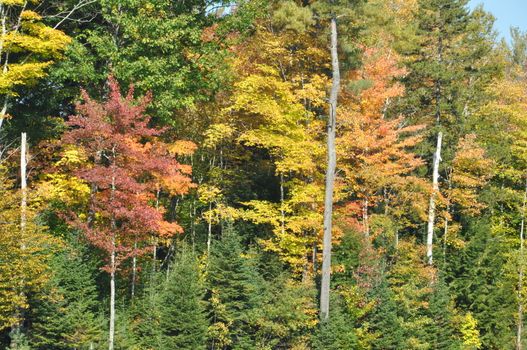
[61,76,193,349]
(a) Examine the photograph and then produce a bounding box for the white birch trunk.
[108,168,116,350]
[320,15,339,321]
[517,177,527,350]
[426,131,442,265]
[20,132,27,233]
[207,202,212,256]
[109,246,116,350]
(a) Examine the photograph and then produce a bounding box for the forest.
[0,0,527,349]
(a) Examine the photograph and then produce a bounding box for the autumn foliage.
[61,77,193,273]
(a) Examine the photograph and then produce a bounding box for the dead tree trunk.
[320,15,340,321]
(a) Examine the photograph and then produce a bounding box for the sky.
[469,0,527,43]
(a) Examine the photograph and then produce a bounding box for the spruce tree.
[369,278,404,349]
[207,225,264,349]
[159,246,208,350]
[312,295,358,350]
[425,277,462,349]
[29,245,102,350]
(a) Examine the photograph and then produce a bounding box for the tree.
[402,0,468,264]
[0,165,56,339]
[337,46,424,237]
[310,0,364,319]
[369,278,405,349]
[206,225,264,349]
[0,0,71,130]
[29,243,102,350]
[159,246,207,350]
[58,77,193,350]
[312,295,358,349]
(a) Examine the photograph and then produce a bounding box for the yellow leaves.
[20,10,41,21]
[37,174,90,206]
[167,140,197,156]
[294,74,328,108]
[458,313,482,349]
[448,134,495,216]
[35,146,90,206]
[198,184,223,204]
[56,146,87,167]
[0,62,51,95]
[0,0,27,5]
[238,200,281,227]
[0,3,70,98]
[5,22,71,58]
[0,171,58,330]
[203,123,235,149]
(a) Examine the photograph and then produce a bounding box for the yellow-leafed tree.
[0,166,56,331]
[0,0,71,128]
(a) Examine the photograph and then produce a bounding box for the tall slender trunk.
[363,198,369,237]
[108,154,116,350]
[109,244,116,350]
[20,132,27,233]
[443,173,452,266]
[10,133,27,347]
[517,177,527,350]
[207,202,212,256]
[426,131,442,265]
[280,172,285,236]
[131,241,137,300]
[320,15,339,321]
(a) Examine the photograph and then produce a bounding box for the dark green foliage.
[28,245,102,350]
[369,278,404,349]
[312,296,358,350]
[206,226,265,349]
[449,220,517,349]
[134,246,208,350]
[425,277,462,350]
[159,246,208,350]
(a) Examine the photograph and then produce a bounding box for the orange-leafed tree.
[337,47,425,237]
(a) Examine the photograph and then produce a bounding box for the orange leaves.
[447,134,495,216]
[338,46,424,219]
[167,140,197,156]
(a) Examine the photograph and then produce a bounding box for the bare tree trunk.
[207,202,212,256]
[320,15,340,321]
[363,197,369,237]
[109,245,116,350]
[10,133,27,347]
[426,131,442,265]
[280,173,285,236]
[517,177,527,350]
[131,241,137,300]
[20,132,27,233]
[108,166,116,350]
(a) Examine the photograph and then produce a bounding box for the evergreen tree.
[312,295,358,350]
[369,278,405,349]
[425,277,462,349]
[159,246,208,350]
[29,244,102,350]
[206,225,264,349]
